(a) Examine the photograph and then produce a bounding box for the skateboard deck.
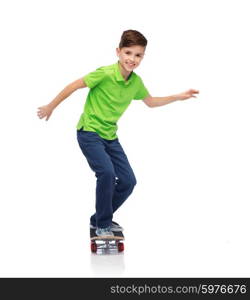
[90,228,124,253]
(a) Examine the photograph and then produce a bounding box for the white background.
[0,0,249,277]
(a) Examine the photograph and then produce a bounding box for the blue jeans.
[77,129,137,228]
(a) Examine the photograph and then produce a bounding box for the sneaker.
[110,221,123,232]
[90,221,123,232]
[95,226,114,237]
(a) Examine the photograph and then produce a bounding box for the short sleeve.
[83,67,106,88]
[134,76,150,100]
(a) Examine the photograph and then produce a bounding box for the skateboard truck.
[90,228,124,253]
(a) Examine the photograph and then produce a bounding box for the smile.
[126,62,135,67]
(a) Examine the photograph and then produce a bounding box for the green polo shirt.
[76,61,149,140]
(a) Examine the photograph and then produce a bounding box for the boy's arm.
[37,78,87,121]
[143,89,199,108]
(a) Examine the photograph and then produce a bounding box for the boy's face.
[116,45,145,72]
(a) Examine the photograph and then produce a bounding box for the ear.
[116,47,120,57]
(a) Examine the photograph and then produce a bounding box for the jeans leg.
[89,138,137,224]
[106,138,137,213]
[77,130,116,228]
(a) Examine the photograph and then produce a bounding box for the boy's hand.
[37,104,53,121]
[177,89,199,101]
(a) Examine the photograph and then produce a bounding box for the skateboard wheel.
[91,242,97,253]
[117,242,124,252]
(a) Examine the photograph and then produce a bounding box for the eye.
[125,51,143,57]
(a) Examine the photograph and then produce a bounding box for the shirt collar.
[114,60,135,85]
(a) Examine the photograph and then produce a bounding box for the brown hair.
[119,30,147,49]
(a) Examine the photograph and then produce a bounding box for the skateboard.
[90,228,124,253]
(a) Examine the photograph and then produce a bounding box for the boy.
[37,30,199,238]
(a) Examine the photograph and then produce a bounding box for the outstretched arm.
[143,89,199,108]
[37,78,87,121]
